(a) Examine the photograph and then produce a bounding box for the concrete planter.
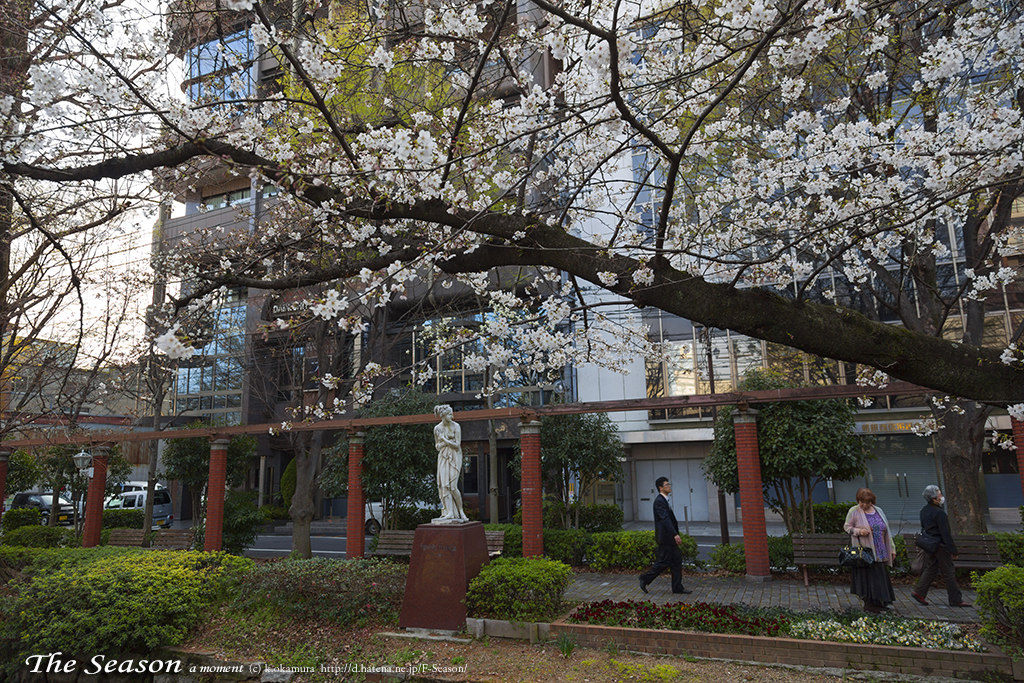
[464,618,550,644]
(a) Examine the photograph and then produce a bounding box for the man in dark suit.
[639,477,691,594]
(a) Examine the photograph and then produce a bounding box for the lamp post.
[72,450,92,476]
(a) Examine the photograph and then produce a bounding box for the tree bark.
[932,402,990,534]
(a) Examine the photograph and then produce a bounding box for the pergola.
[2,381,1021,579]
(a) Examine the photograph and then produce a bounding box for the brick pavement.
[565,571,980,623]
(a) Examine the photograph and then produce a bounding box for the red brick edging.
[550,620,1022,680]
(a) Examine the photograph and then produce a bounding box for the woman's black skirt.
[850,562,895,607]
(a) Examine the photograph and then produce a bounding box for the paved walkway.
[565,571,980,622]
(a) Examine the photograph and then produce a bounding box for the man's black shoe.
[639,578,648,594]
[673,589,692,594]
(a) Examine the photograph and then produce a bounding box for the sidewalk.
[565,571,981,623]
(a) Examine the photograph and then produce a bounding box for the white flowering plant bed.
[568,601,986,652]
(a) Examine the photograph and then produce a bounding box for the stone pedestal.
[399,522,489,631]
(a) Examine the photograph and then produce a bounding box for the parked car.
[9,491,76,526]
[105,489,174,529]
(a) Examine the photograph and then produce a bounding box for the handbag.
[839,535,875,568]
[915,531,940,555]
[910,547,927,575]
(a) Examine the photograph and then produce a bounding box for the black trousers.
[640,543,684,593]
[914,546,962,605]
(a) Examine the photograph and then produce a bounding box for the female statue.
[434,404,468,522]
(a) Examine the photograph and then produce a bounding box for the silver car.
[105,489,174,529]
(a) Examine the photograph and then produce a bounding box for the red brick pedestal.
[520,420,543,558]
[734,410,770,581]
[399,522,490,631]
[1013,417,1024,503]
[204,438,230,552]
[346,431,366,559]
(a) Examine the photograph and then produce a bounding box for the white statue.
[432,404,468,523]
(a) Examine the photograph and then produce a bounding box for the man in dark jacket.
[911,485,970,607]
[639,477,691,595]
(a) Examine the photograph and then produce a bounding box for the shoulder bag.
[839,534,875,568]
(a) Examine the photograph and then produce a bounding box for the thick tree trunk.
[932,401,990,534]
[289,431,323,558]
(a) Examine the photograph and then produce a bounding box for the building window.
[186,31,255,107]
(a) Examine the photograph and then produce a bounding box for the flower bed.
[568,600,984,652]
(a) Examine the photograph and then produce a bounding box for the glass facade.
[186,31,255,107]
[172,300,246,425]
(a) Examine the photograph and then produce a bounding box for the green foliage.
[161,423,256,519]
[1,525,77,548]
[709,542,748,573]
[466,557,573,622]
[231,557,406,626]
[260,504,291,521]
[543,529,593,566]
[320,387,440,528]
[102,509,145,530]
[485,524,522,558]
[5,449,41,493]
[514,413,625,530]
[514,501,624,533]
[391,505,440,530]
[812,502,855,534]
[192,490,265,555]
[281,458,297,509]
[588,530,697,571]
[991,532,1024,567]
[767,535,794,571]
[2,507,42,533]
[974,565,1024,657]
[703,370,872,534]
[4,551,252,659]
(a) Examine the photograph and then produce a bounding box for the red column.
[346,431,366,559]
[520,420,543,558]
[204,437,230,552]
[82,446,109,548]
[734,410,770,580]
[0,450,9,529]
[1013,417,1024,505]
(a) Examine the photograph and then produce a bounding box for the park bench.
[899,533,1003,571]
[151,528,194,551]
[107,528,146,547]
[792,533,852,586]
[793,532,1004,586]
[370,529,505,559]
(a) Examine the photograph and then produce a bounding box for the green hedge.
[102,509,145,530]
[991,532,1024,567]
[811,502,855,533]
[709,536,797,573]
[1,526,77,548]
[513,501,624,532]
[2,507,42,533]
[1,550,252,668]
[975,565,1024,658]
[466,557,572,622]
[484,525,699,569]
[232,557,406,626]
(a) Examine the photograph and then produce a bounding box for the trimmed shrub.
[102,509,145,530]
[466,557,573,622]
[232,557,406,626]
[392,505,440,530]
[767,534,794,571]
[1,525,77,548]
[709,542,747,573]
[812,502,854,533]
[260,504,290,521]
[991,532,1024,567]
[2,507,41,533]
[281,458,297,509]
[484,524,522,558]
[192,490,265,555]
[589,530,658,571]
[574,504,624,533]
[975,565,1024,657]
[543,529,593,566]
[5,551,251,659]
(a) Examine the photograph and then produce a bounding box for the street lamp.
[72,450,93,476]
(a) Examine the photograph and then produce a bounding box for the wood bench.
[107,528,146,547]
[152,529,194,551]
[370,529,506,558]
[792,533,853,586]
[900,534,1003,571]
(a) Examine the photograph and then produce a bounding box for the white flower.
[598,271,619,287]
[154,324,195,360]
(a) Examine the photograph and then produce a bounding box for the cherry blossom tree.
[3,0,1023,532]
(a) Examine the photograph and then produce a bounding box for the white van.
[106,489,174,529]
